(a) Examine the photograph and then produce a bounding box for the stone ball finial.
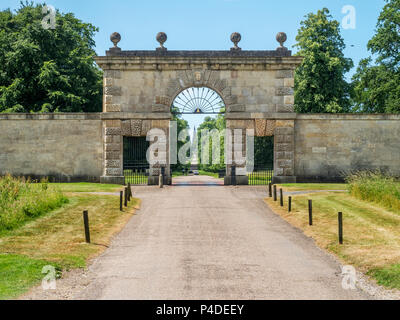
[276,32,287,48]
[110,32,121,48]
[230,32,242,51]
[156,32,167,51]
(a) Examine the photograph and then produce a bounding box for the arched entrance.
[95,32,302,185]
[171,87,226,185]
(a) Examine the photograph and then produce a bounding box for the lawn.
[277,183,347,191]
[265,190,400,289]
[0,183,140,299]
[51,182,123,192]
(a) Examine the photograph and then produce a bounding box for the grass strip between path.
[265,191,400,289]
[0,190,140,299]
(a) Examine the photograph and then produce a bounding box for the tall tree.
[294,8,353,113]
[0,2,102,113]
[352,0,400,113]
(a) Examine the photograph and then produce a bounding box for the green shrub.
[0,175,68,231]
[346,171,400,212]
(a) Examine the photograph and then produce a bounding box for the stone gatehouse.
[0,32,399,184]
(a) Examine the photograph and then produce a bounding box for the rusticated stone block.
[284,168,294,176]
[104,70,121,79]
[105,151,120,160]
[284,151,294,159]
[104,86,122,96]
[274,167,284,176]
[275,87,294,96]
[141,120,151,135]
[121,120,131,136]
[131,120,142,136]
[152,104,169,113]
[228,104,245,112]
[255,119,266,137]
[277,159,293,168]
[275,127,294,135]
[105,143,120,151]
[104,120,121,128]
[106,168,122,176]
[155,96,171,106]
[105,95,112,104]
[284,95,294,105]
[275,135,285,143]
[105,104,121,112]
[275,151,285,159]
[276,120,294,128]
[276,70,294,79]
[275,143,293,152]
[265,120,276,136]
[284,78,294,87]
[104,135,113,143]
[105,160,121,168]
[104,78,113,87]
[276,104,294,113]
[105,127,121,136]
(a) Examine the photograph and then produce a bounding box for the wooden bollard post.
[268,183,272,198]
[308,200,313,226]
[159,173,164,188]
[280,189,284,207]
[127,183,131,201]
[273,185,277,201]
[120,191,123,211]
[288,196,292,212]
[338,212,343,244]
[124,187,128,207]
[83,210,90,243]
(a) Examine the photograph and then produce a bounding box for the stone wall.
[295,114,400,182]
[0,114,102,182]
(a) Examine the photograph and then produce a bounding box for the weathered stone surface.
[105,104,121,112]
[105,143,120,152]
[106,168,122,176]
[152,104,169,113]
[131,120,142,136]
[275,87,294,96]
[104,86,122,96]
[276,70,294,79]
[105,160,121,168]
[284,78,294,87]
[0,119,102,182]
[141,120,151,135]
[121,120,131,136]
[105,151,120,160]
[265,120,276,136]
[255,119,266,136]
[105,127,121,136]
[276,104,294,113]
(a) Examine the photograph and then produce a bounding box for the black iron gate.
[123,137,149,185]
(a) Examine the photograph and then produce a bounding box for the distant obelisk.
[190,126,199,171]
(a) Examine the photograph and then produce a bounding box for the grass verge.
[0,190,140,300]
[265,191,400,290]
[50,182,123,193]
[277,183,347,191]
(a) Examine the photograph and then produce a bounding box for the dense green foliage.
[254,136,274,167]
[0,2,102,113]
[352,0,400,113]
[0,175,68,231]
[294,8,353,113]
[197,113,226,172]
[347,171,400,212]
[171,107,190,171]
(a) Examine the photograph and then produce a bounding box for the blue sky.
[2,0,386,131]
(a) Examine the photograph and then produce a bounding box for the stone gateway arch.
[0,32,399,184]
[95,32,303,185]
